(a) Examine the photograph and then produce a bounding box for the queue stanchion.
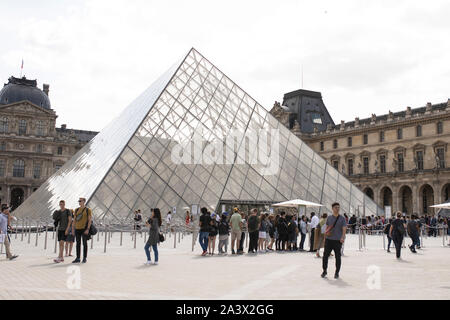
[120,230,123,246]
[104,225,108,253]
[53,227,58,253]
[174,229,177,249]
[35,220,39,247]
[133,225,137,249]
[15,219,18,240]
[382,230,386,250]
[44,224,48,250]
[108,228,111,244]
[21,218,24,242]
[28,220,32,244]
[443,226,446,247]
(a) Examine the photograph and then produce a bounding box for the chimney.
[340,120,345,131]
[61,124,67,130]
[355,117,360,127]
[405,106,411,118]
[447,99,450,111]
[43,84,49,96]
[425,102,432,114]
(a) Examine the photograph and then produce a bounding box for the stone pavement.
[1,230,450,300]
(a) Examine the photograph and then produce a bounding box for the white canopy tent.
[430,203,450,209]
[272,199,323,219]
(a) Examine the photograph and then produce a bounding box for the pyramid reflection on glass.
[14,48,382,223]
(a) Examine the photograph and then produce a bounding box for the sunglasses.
[78,200,84,203]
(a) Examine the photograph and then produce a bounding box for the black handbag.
[159,233,165,242]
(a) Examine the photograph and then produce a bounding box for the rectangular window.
[416,125,422,137]
[397,128,403,140]
[36,120,44,136]
[33,163,41,179]
[0,159,4,177]
[55,164,62,172]
[347,137,352,147]
[348,159,354,175]
[333,139,338,149]
[437,148,445,168]
[0,142,5,151]
[36,144,43,153]
[0,118,8,133]
[18,120,27,135]
[320,141,324,151]
[363,134,368,145]
[380,155,386,173]
[332,160,339,170]
[437,122,443,134]
[397,153,404,172]
[416,151,424,170]
[380,131,385,142]
[363,157,369,174]
[57,146,63,155]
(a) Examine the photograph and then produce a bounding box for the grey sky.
[1,0,449,131]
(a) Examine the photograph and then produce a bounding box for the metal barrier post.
[108,229,111,244]
[35,220,39,247]
[44,225,48,250]
[15,219,18,239]
[192,226,196,252]
[443,227,446,247]
[358,225,362,251]
[133,227,137,249]
[21,218,25,242]
[28,221,31,244]
[54,228,57,253]
[174,230,177,248]
[120,231,123,246]
[97,227,100,242]
[91,237,93,249]
[144,230,147,243]
[382,231,386,250]
[104,225,108,253]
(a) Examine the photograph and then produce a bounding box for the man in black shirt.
[198,207,211,256]
[53,200,72,263]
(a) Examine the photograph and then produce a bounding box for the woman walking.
[144,208,162,265]
[267,215,275,251]
[299,215,307,251]
[389,211,406,259]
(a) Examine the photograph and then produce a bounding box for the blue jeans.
[144,243,158,262]
[410,234,420,250]
[387,236,392,250]
[199,232,209,252]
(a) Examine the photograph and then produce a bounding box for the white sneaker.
[153,261,158,265]
[144,261,151,265]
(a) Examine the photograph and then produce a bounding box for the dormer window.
[311,112,322,124]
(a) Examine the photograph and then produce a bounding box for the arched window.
[36,120,44,136]
[18,120,27,135]
[13,159,25,177]
[0,117,8,133]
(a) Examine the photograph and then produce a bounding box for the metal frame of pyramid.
[13,48,382,223]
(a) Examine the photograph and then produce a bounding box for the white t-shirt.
[166,214,172,223]
[311,215,319,229]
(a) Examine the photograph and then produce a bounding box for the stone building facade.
[271,89,450,216]
[0,76,97,210]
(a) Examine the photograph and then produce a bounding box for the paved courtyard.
[1,230,450,300]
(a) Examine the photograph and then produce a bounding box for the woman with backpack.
[389,211,407,259]
[208,214,218,255]
[144,208,162,265]
[218,214,230,254]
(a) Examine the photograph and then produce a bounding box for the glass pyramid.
[14,48,382,223]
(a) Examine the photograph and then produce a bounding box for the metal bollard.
[382,232,386,250]
[192,228,196,252]
[0,242,3,254]
[15,220,18,239]
[108,230,111,244]
[91,237,94,249]
[133,228,137,249]
[120,231,123,246]
[97,228,100,242]
[443,227,446,247]
[44,225,48,250]
[178,231,181,243]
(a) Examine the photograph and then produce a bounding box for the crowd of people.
[2,198,450,277]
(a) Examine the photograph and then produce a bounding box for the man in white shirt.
[309,212,319,252]
[0,205,18,260]
[166,211,172,232]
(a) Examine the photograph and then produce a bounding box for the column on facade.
[411,185,419,214]
[392,186,399,214]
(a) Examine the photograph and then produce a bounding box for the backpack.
[277,219,288,234]
[218,221,229,235]
[394,219,405,235]
[383,224,390,235]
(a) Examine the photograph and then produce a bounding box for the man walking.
[0,205,18,260]
[72,198,92,263]
[198,207,211,256]
[309,212,319,252]
[53,200,72,263]
[230,208,243,255]
[321,203,347,279]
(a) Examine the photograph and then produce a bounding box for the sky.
[0,0,449,131]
